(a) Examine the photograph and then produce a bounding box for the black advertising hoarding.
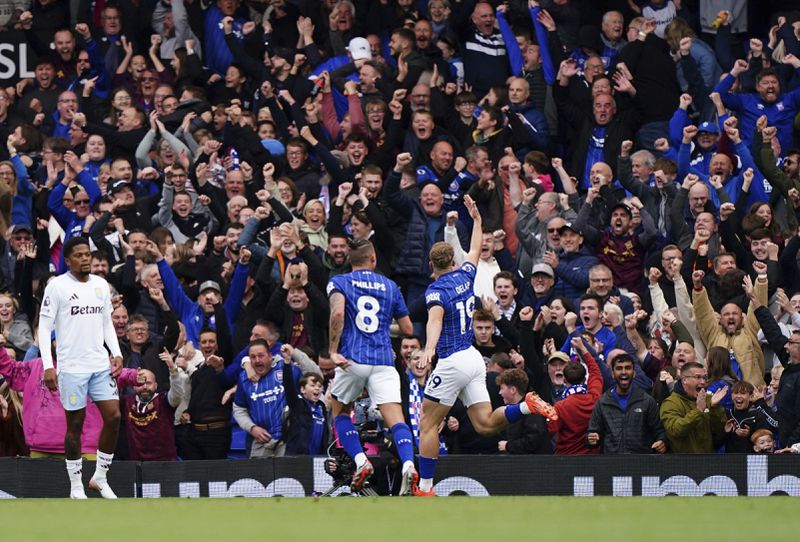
[0,31,36,84]
[1,455,799,498]
[1,458,137,498]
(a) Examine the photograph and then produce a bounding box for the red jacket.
[548,351,604,455]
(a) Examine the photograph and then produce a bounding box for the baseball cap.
[11,224,32,235]
[610,202,633,217]
[548,351,571,364]
[260,138,286,156]
[558,222,582,236]
[199,280,221,294]
[271,47,295,64]
[697,121,719,135]
[347,37,371,61]
[109,179,131,195]
[531,263,554,278]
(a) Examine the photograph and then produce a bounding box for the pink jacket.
[0,348,135,454]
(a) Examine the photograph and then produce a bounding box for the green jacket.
[659,388,726,453]
[754,130,799,231]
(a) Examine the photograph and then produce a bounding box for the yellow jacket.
[692,277,767,387]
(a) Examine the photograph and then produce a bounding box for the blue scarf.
[561,384,588,400]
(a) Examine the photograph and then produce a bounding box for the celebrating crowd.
[2,0,800,476]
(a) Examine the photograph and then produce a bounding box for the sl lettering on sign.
[0,32,36,84]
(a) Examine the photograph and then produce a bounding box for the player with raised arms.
[414,193,558,496]
[39,236,124,499]
[327,233,418,495]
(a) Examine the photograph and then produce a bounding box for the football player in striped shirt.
[327,238,418,494]
[414,195,557,496]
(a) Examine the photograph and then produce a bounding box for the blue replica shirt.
[327,270,409,366]
[307,400,325,455]
[715,71,800,155]
[425,262,477,359]
[233,357,302,440]
[446,170,478,226]
[582,126,607,190]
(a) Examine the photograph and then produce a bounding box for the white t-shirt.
[39,272,122,374]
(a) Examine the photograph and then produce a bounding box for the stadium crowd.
[2,0,800,465]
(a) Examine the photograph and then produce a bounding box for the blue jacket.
[10,155,36,227]
[497,6,555,85]
[552,246,599,301]
[508,102,549,152]
[384,170,468,282]
[676,40,721,92]
[204,5,247,75]
[47,169,101,273]
[157,258,249,346]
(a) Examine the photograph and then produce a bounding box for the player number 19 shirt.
[425,262,477,359]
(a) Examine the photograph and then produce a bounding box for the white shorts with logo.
[331,362,401,406]
[58,370,118,411]
[424,346,490,408]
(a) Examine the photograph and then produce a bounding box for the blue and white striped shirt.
[425,262,477,359]
[327,270,409,366]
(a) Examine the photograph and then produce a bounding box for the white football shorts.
[331,362,401,406]
[424,346,490,407]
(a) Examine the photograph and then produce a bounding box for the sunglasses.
[74,199,90,206]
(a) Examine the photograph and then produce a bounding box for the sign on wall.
[0,31,36,84]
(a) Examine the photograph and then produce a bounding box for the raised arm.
[463,194,482,266]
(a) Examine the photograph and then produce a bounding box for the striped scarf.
[408,370,423,445]
[407,371,448,455]
[561,384,587,400]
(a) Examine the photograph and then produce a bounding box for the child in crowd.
[724,381,778,453]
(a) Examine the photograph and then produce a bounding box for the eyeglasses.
[684,374,708,381]
[128,327,148,333]
[286,150,304,157]
[74,199,90,206]
[547,228,561,233]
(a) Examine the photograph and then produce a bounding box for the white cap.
[348,37,371,61]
